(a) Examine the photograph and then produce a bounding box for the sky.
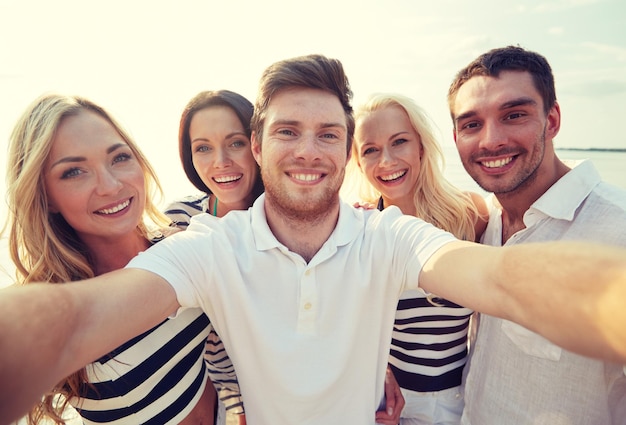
[0,0,625,285]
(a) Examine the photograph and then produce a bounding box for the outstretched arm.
[0,268,179,424]
[420,240,626,363]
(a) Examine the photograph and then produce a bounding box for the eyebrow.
[454,97,538,125]
[49,143,127,169]
[270,119,346,130]
[191,131,248,144]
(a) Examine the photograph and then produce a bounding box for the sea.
[0,148,624,289]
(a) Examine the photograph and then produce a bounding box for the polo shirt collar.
[250,194,364,252]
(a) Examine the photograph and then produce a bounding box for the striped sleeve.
[163,194,209,230]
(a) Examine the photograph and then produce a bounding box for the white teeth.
[291,173,321,182]
[380,170,406,182]
[482,157,513,168]
[214,175,242,183]
[98,199,130,215]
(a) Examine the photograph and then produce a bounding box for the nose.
[480,120,508,151]
[95,168,123,195]
[293,133,321,161]
[213,148,233,168]
[379,147,397,167]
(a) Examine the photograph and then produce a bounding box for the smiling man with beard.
[449,45,626,425]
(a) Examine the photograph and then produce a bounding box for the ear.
[251,131,262,166]
[452,128,458,144]
[545,101,561,141]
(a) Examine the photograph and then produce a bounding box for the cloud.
[561,80,626,97]
[582,42,626,62]
[532,0,602,13]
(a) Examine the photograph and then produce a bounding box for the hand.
[375,366,404,424]
[353,201,377,210]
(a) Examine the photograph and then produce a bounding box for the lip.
[212,173,244,185]
[94,197,132,216]
[377,169,408,185]
[477,155,517,174]
[287,170,326,184]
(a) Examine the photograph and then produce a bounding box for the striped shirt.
[70,308,211,424]
[377,198,473,392]
[389,292,472,392]
[164,193,244,415]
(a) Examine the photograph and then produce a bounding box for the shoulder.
[164,193,209,213]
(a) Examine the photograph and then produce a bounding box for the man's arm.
[0,268,179,425]
[420,240,626,363]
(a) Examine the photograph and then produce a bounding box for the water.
[442,146,626,194]
[0,149,624,288]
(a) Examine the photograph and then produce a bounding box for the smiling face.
[252,87,348,221]
[452,70,560,195]
[44,110,146,244]
[189,106,259,211]
[354,105,423,212]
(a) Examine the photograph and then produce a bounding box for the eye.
[112,152,132,164]
[278,129,295,136]
[230,139,248,148]
[392,138,408,146]
[461,121,481,131]
[362,147,378,156]
[194,145,211,153]
[505,112,525,121]
[60,167,83,179]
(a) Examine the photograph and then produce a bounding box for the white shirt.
[464,160,626,425]
[128,195,456,425]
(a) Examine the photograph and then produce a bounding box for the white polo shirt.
[128,195,456,425]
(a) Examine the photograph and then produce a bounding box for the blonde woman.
[344,93,488,425]
[5,94,216,424]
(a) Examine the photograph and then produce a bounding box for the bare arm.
[420,240,626,363]
[0,268,179,424]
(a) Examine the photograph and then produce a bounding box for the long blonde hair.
[3,93,170,424]
[345,93,479,241]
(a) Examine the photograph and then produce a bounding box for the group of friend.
[1,45,625,425]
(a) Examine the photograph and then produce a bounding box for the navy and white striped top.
[388,293,472,392]
[164,193,244,415]
[70,308,211,424]
[377,198,473,392]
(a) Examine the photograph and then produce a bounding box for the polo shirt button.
[304,302,312,310]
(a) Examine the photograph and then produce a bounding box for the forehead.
[54,110,119,147]
[355,106,411,142]
[190,106,242,132]
[452,70,541,116]
[264,87,346,127]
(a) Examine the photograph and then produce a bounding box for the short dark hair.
[448,45,556,123]
[251,54,354,154]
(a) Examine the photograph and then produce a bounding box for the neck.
[497,156,570,243]
[81,230,151,276]
[263,197,340,263]
[380,195,416,216]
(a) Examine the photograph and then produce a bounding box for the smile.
[214,174,243,183]
[96,199,130,215]
[379,170,407,182]
[482,157,513,168]
[290,173,322,182]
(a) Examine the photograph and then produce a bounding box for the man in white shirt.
[1,54,626,425]
[448,45,626,425]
